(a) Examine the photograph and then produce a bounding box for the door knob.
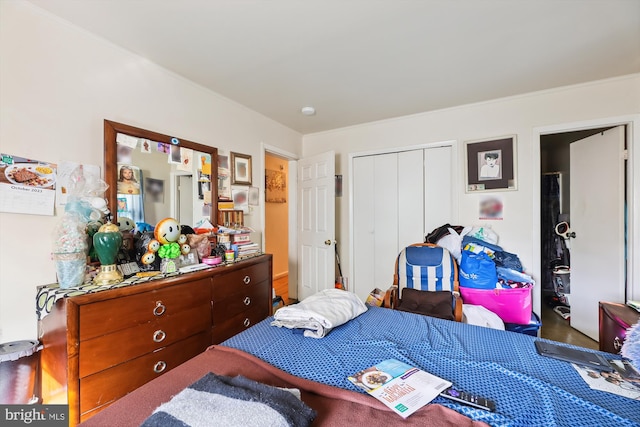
[325,240,332,245]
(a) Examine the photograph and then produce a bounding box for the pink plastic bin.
[460,285,533,324]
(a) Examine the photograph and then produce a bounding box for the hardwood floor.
[539,304,598,350]
[272,275,290,305]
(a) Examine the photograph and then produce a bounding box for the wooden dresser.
[39,254,272,425]
[599,301,640,354]
[211,256,272,343]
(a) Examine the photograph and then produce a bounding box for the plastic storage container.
[504,312,542,337]
[460,285,533,324]
[0,340,41,404]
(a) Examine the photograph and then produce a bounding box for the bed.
[80,305,640,427]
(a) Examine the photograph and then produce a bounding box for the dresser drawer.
[79,278,211,340]
[212,279,270,323]
[211,304,270,344]
[79,331,209,417]
[79,303,210,377]
[212,262,270,299]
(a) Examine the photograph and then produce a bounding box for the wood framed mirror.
[104,120,218,230]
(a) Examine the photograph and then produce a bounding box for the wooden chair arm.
[383,286,398,309]
[453,292,463,322]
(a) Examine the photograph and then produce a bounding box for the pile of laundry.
[425,224,534,326]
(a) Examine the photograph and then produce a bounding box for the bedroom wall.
[0,1,302,342]
[302,73,640,313]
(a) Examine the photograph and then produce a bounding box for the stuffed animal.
[136,222,155,233]
[117,217,135,232]
[154,218,190,273]
[135,231,161,271]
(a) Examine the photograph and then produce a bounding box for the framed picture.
[231,152,252,185]
[232,186,249,214]
[465,135,517,192]
[217,153,231,200]
[265,168,287,203]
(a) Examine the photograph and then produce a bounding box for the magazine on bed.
[572,359,640,400]
[347,359,452,418]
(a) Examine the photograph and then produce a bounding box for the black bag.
[424,223,465,244]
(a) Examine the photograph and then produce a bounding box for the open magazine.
[572,359,640,400]
[348,359,452,418]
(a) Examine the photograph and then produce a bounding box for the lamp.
[93,221,123,285]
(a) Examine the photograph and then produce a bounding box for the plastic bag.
[459,250,498,289]
[468,226,499,245]
[436,226,471,263]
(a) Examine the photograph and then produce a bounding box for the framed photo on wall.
[465,135,517,192]
[231,152,252,185]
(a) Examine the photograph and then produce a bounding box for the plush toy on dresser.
[135,232,161,272]
[154,217,191,273]
[116,216,136,263]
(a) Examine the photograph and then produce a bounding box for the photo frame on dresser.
[465,135,517,193]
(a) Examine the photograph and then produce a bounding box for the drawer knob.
[243,275,251,285]
[243,318,251,327]
[153,301,166,316]
[243,296,251,306]
[153,330,166,343]
[153,361,167,374]
[613,336,623,351]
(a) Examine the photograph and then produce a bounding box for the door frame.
[260,143,299,300]
[532,114,640,317]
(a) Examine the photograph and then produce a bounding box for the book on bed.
[347,359,452,419]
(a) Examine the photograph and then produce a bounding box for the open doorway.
[539,126,620,349]
[264,152,294,303]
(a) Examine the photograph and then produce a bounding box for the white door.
[569,126,626,341]
[297,151,335,300]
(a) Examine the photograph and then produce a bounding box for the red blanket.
[80,345,488,427]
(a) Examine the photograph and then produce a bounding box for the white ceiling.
[25,0,640,134]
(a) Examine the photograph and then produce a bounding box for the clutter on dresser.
[51,165,111,288]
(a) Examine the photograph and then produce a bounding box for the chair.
[384,243,463,322]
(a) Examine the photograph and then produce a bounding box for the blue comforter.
[223,306,640,427]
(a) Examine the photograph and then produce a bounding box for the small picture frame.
[231,152,252,185]
[465,135,517,192]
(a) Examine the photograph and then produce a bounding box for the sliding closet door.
[352,156,375,297]
[372,153,400,292]
[398,150,426,248]
[353,153,398,299]
[352,144,454,301]
[424,146,453,233]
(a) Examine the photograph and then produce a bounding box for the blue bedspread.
[223,306,640,427]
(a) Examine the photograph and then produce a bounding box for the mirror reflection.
[104,120,217,229]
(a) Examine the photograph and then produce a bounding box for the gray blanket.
[140,373,316,427]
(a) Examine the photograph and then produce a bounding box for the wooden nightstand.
[599,302,640,354]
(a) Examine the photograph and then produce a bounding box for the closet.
[352,145,453,300]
